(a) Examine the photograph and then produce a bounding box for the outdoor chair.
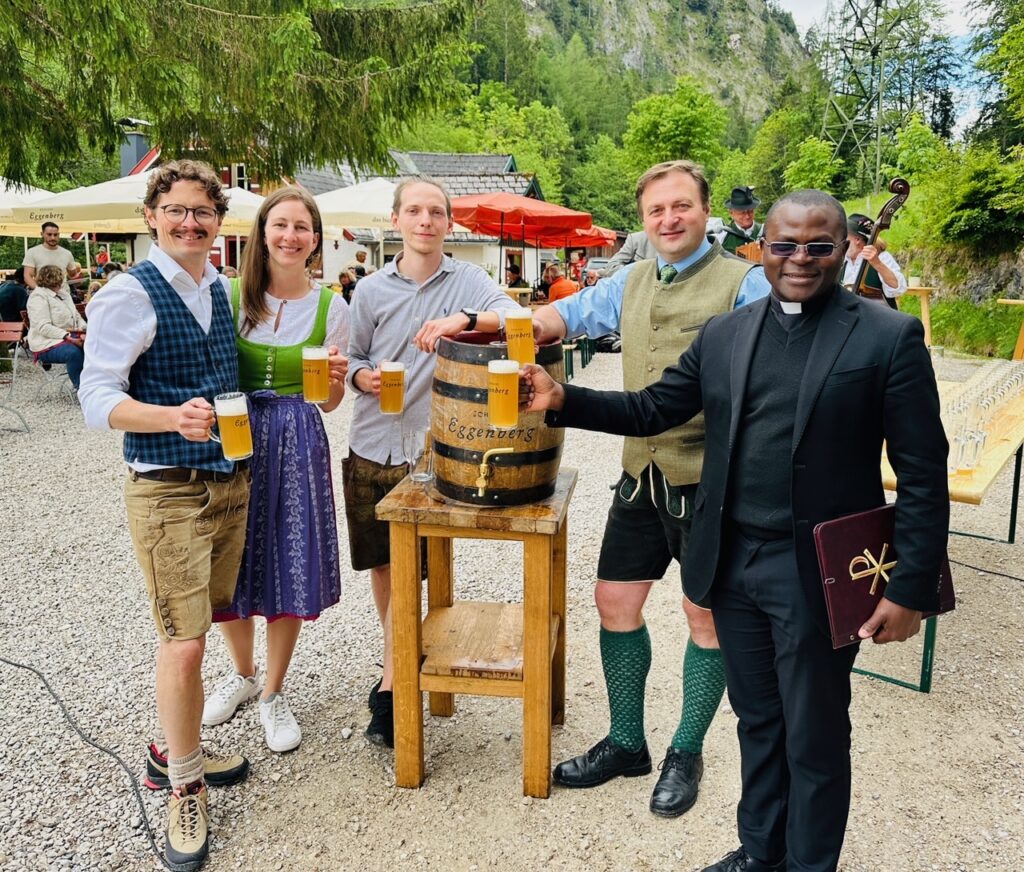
[0,321,29,432]
[20,309,75,400]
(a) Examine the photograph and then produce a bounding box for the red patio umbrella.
[451,193,598,280]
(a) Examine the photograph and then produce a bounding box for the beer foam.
[380,361,405,372]
[302,345,328,359]
[489,359,520,374]
[509,307,533,319]
[215,393,249,416]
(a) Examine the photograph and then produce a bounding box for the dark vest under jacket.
[123,261,239,472]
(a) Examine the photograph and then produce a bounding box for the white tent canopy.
[315,178,396,229]
[0,178,56,236]
[10,171,263,235]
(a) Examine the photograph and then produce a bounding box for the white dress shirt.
[79,245,231,438]
[843,250,907,298]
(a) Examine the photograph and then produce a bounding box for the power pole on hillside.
[819,0,938,193]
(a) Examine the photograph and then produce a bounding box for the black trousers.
[711,529,859,872]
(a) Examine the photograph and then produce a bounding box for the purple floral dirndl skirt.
[215,391,341,622]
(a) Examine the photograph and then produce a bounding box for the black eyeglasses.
[762,241,839,258]
[158,204,220,224]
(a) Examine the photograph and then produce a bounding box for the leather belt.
[130,464,246,484]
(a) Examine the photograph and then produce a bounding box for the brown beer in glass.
[302,345,330,403]
[379,361,406,415]
[505,307,535,366]
[212,392,253,461]
[488,359,519,428]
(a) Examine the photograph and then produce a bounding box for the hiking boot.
[366,689,394,748]
[202,670,260,726]
[144,744,250,791]
[165,779,209,872]
[260,693,302,753]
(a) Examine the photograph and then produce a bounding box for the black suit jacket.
[551,287,949,628]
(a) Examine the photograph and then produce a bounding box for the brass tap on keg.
[476,446,514,497]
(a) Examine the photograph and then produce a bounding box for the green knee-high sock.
[671,638,727,754]
[600,624,651,752]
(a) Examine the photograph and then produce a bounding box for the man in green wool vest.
[720,186,764,255]
[532,160,770,817]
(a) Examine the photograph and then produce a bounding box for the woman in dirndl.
[204,186,349,752]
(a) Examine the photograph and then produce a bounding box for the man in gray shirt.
[345,175,519,749]
[23,221,78,291]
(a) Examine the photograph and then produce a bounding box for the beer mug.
[302,345,330,403]
[379,361,405,415]
[505,307,535,366]
[488,359,520,428]
[211,392,253,461]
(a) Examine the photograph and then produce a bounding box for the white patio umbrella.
[0,178,56,237]
[10,173,264,235]
[315,178,396,229]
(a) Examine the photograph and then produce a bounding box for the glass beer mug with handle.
[488,359,520,428]
[402,428,434,484]
[505,307,535,366]
[302,345,330,403]
[379,361,405,415]
[210,392,254,461]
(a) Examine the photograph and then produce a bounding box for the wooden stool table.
[376,467,578,798]
[900,287,935,347]
[996,298,1024,361]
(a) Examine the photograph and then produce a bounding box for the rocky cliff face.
[527,0,808,121]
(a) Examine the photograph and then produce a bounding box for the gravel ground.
[0,351,1021,872]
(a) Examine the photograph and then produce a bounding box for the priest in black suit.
[522,189,949,872]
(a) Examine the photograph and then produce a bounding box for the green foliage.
[469,0,539,98]
[566,136,637,230]
[622,77,727,175]
[0,0,473,185]
[710,149,754,217]
[923,297,1024,358]
[930,145,1024,253]
[885,115,950,184]
[746,108,816,206]
[783,137,845,193]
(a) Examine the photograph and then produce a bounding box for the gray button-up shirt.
[346,254,520,464]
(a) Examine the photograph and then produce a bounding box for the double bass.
[852,177,910,310]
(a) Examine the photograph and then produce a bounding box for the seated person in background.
[0,267,30,322]
[506,264,529,288]
[583,268,601,287]
[26,264,87,389]
[719,186,764,254]
[844,213,907,307]
[545,263,580,303]
[347,249,369,278]
[222,265,239,278]
[85,280,103,302]
[334,269,357,303]
[569,250,588,283]
[102,263,123,281]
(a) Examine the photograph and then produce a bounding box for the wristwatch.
[460,308,479,331]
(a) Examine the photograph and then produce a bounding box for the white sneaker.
[202,670,260,726]
[260,693,302,753]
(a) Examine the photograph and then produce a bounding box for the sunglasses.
[762,241,839,258]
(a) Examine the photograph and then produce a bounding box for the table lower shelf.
[420,601,559,698]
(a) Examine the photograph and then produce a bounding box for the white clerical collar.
[772,292,802,314]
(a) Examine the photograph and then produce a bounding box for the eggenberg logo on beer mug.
[211,392,254,461]
[302,345,330,403]
[379,361,405,415]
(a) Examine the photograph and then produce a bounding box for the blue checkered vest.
[123,261,239,472]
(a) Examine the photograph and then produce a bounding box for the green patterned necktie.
[659,264,678,284]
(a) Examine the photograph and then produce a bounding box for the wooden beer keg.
[432,333,565,506]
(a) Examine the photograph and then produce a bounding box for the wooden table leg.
[1013,322,1024,362]
[918,290,932,348]
[391,522,425,788]
[522,534,553,798]
[551,519,567,726]
[427,536,455,717]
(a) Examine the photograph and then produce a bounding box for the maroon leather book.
[814,504,955,649]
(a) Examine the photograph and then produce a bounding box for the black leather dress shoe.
[649,747,703,816]
[552,737,652,788]
[701,847,786,872]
